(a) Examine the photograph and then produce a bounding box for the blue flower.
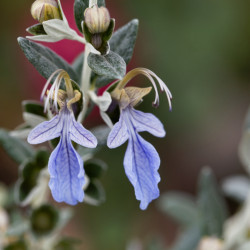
[28,70,97,205]
[107,68,172,210]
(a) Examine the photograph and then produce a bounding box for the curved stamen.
[144,69,172,111]
[41,69,74,113]
[116,68,172,110]
[44,72,63,112]
[41,69,63,101]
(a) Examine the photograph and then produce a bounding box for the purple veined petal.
[27,114,63,144]
[48,136,85,205]
[70,114,97,148]
[124,133,161,210]
[107,113,129,148]
[128,107,166,138]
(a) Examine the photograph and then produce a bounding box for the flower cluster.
[17,0,172,210]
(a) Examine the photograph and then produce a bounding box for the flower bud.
[31,0,62,23]
[84,5,110,34]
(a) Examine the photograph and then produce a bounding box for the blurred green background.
[0,0,250,249]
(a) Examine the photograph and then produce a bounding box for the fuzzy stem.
[78,0,98,122]
[78,44,92,122]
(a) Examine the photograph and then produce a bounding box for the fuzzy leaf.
[171,226,201,250]
[26,20,82,43]
[72,52,84,78]
[110,19,139,64]
[17,37,78,82]
[88,51,126,80]
[198,167,228,237]
[74,0,106,32]
[16,150,50,204]
[222,175,250,202]
[26,23,46,36]
[0,129,35,164]
[22,101,46,118]
[84,180,105,206]
[84,159,107,179]
[158,192,199,227]
[95,19,139,87]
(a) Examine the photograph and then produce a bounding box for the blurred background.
[0,0,250,249]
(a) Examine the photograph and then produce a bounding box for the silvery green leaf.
[15,150,50,206]
[94,75,115,87]
[171,226,201,250]
[88,51,126,80]
[10,123,32,139]
[18,37,78,82]
[57,208,73,231]
[158,192,199,227]
[0,129,35,164]
[10,128,31,140]
[84,159,107,179]
[17,169,49,208]
[74,0,106,32]
[94,19,138,86]
[26,24,46,36]
[23,113,47,127]
[26,35,63,43]
[84,180,105,206]
[239,130,250,175]
[91,125,111,145]
[223,193,250,249]
[43,19,81,41]
[198,167,228,237]
[110,19,139,64]
[22,101,46,118]
[26,19,85,44]
[222,175,250,202]
[6,211,29,237]
[72,52,84,77]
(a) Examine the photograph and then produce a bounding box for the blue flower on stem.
[28,70,97,205]
[107,68,172,210]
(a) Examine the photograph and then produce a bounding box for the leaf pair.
[18,19,139,87]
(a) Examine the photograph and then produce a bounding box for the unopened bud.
[31,0,62,23]
[84,5,110,34]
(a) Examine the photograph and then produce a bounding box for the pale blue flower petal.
[107,114,129,148]
[27,105,98,206]
[129,108,166,138]
[70,114,97,148]
[48,136,85,205]
[108,106,163,209]
[27,115,62,144]
[124,133,160,210]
